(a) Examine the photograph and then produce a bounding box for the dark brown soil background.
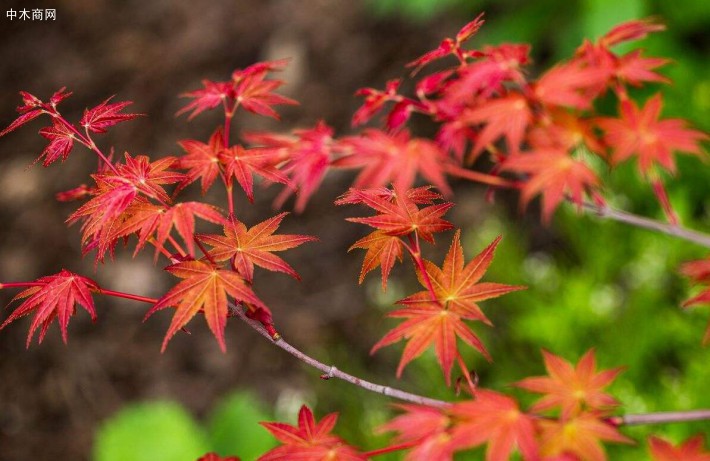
[0,1,493,459]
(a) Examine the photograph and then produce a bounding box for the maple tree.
[0,12,709,461]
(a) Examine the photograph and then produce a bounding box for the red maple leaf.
[352,78,402,127]
[80,96,141,134]
[177,128,226,194]
[501,148,601,222]
[597,18,666,48]
[449,389,539,461]
[371,231,524,383]
[259,405,367,461]
[37,120,76,166]
[110,199,226,259]
[245,121,336,212]
[218,144,291,203]
[68,175,140,260]
[0,270,99,347]
[335,129,452,196]
[533,61,608,110]
[537,412,632,461]
[340,185,454,244]
[597,93,708,176]
[177,79,233,120]
[0,88,72,138]
[196,212,316,282]
[406,13,485,73]
[648,435,710,461]
[463,93,532,159]
[379,404,455,461]
[145,260,267,352]
[231,68,298,119]
[516,349,623,419]
[115,152,184,204]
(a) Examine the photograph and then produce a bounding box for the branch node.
[320,365,337,380]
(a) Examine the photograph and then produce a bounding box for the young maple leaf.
[501,148,601,222]
[177,79,233,120]
[80,96,141,134]
[352,78,402,127]
[335,129,452,196]
[115,152,185,204]
[259,405,367,461]
[371,231,525,383]
[0,88,71,138]
[449,389,539,461]
[0,270,99,347]
[463,93,532,159]
[109,199,226,259]
[348,230,403,291]
[597,93,708,176]
[515,349,623,419]
[245,121,336,212]
[406,13,486,73]
[231,68,298,119]
[648,434,710,461]
[68,175,140,261]
[341,185,454,244]
[379,404,455,461]
[537,412,632,461]
[145,260,267,352]
[196,212,317,282]
[218,145,292,203]
[37,120,76,166]
[177,128,225,194]
[533,61,608,110]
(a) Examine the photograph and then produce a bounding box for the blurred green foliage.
[321,1,709,460]
[93,392,275,461]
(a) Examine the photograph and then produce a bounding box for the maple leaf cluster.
[0,65,315,352]
[338,185,524,383]
[1,13,709,461]
[381,349,628,461]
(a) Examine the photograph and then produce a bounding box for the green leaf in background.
[93,401,209,461]
[207,391,276,461]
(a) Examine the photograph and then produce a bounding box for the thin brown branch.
[611,409,710,426]
[229,303,710,426]
[578,200,710,249]
[228,303,449,408]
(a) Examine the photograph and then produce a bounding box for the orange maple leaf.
[371,231,524,383]
[342,185,454,244]
[196,212,316,282]
[145,260,266,352]
[259,405,367,461]
[648,434,710,461]
[597,93,707,176]
[177,128,225,194]
[463,93,532,159]
[379,404,455,461]
[537,412,632,461]
[335,129,452,196]
[0,270,99,347]
[348,230,403,290]
[516,349,623,419]
[502,148,601,222]
[449,389,539,461]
